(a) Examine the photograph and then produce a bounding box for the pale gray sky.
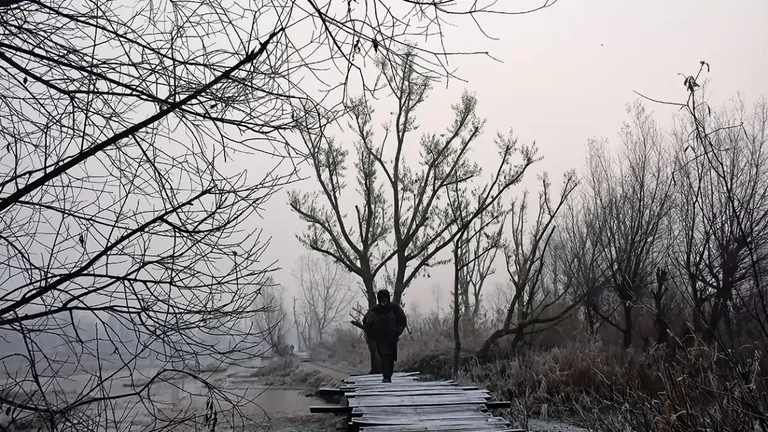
[260,0,768,315]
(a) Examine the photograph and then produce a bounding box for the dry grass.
[252,357,338,390]
[310,328,369,373]
[322,315,768,431]
[590,343,768,432]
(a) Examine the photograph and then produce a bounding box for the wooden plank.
[485,401,512,409]
[341,382,458,391]
[358,426,510,431]
[359,425,520,431]
[348,395,490,405]
[342,383,447,387]
[346,376,420,382]
[356,419,508,427]
[344,375,420,383]
[344,380,451,386]
[360,429,523,432]
[341,381,457,390]
[356,417,509,425]
[349,371,421,378]
[353,413,492,423]
[316,386,346,395]
[349,383,461,390]
[347,371,420,378]
[348,389,491,398]
[348,395,490,408]
[351,404,485,415]
[346,385,479,393]
[347,392,488,401]
[345,379,420,385]
[350,387,488,394]
[346,379,420,386]
[309,405,348,414]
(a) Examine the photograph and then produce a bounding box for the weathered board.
[347,389,491,398]
[310,371,518,431]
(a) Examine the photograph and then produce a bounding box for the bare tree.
[294,253,356,346]
[605,62,768,432]
[293,297,306,352]
[453,200,507,323]
[252,280,290,356]
[477,172,579,359]
[0,2,297,430]
[447,185,505,375]
[556,199,609,337]
[290,49,538,371]
[584,103,674,349]
[665,75,768,346]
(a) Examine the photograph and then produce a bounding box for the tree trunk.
[476,333,497,361]
[462,288,471,322]
[655,311,670,346]
[585,304,597,337]
[293,298,301,352]
[392,257,407,306]
[476,327,522,361]
[705,246,739,344]
[363,275,377,307]
[654,268,670,346]
[622,301,633,349]
[705,279,733,344]
[452,246,461,378]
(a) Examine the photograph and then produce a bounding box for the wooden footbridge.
[311,371,523,431]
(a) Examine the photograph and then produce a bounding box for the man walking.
[367,289,407,383]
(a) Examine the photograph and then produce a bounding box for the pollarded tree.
[556,198,610,337]
[585,102,674,349]
[669,81,768,345]
[450,195,506,323]
[447,182,506,375]
[289,49,538,372]
[476,171,579,359]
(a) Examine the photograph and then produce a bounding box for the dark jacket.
[367,303,407,358]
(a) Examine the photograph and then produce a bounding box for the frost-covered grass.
[320,314,768,432]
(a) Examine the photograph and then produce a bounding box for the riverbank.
[213,357,348,431]
[0,356,346,432]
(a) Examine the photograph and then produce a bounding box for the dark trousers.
[379,352,395,381]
